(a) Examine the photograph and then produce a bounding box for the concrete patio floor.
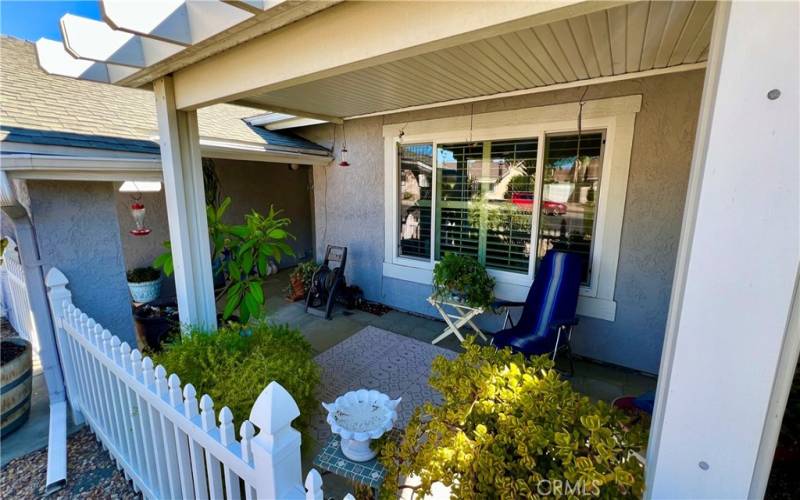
[260,269,657,404]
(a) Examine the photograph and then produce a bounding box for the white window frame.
[383,95,641,321]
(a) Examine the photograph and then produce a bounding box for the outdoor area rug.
[310,326,457,445]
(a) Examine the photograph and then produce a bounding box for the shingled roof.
[0,36,328,155]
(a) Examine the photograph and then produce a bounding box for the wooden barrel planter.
[1,337,32,438]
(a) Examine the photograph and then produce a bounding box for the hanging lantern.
[129,202,151,236]
[338,146,350,167]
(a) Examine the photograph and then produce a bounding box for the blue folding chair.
[488,250,583,374]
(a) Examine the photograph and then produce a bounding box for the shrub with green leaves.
[379,340,648,499]
[152,322,319,430]
[154,197,295,322]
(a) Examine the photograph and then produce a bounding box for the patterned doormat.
[310,326,457,445]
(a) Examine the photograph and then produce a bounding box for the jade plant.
[379,340,648,499]
[432,253,495,309]
[154,197,295,323]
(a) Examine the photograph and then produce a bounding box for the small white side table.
[427,296,487,345]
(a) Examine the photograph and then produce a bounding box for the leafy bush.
[154,197,296,322]
[432,253,495,309]
[152,322,319,429]
[379,340,648,499]
[126,267,160,283]
[291,261,319,290]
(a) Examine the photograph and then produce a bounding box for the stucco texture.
[115,159,315,297]
[299,70,705,374]
[28,180,136,345]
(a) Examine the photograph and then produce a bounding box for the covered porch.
[31,0,800,498]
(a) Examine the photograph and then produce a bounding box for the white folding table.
[427,296,487,345]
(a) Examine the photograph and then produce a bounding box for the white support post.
[646,1,799,498]
[44,268,84,425]
[249,382,305,500]
[153,76,217,331]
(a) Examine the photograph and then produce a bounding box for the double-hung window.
[385,96,640,320]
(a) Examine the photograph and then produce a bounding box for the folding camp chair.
[488,250,583,374]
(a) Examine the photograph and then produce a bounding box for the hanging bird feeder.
[338,123,351,167]
[129,201,151,236]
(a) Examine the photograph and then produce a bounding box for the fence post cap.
[249,381,300,433]
[44,267,69,287]
[305,468,323,491]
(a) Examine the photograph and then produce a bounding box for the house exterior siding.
[300,70,705,374]
[115,159,315,282]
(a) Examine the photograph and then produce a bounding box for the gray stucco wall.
[214,159,314,265]
[115,159,314,295]
[299,70,705,374]
[28,180,136,345]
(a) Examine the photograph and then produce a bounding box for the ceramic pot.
[128,277,162,303]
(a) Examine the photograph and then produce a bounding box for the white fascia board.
[265,117,326,130]
[35,38,137,83]
[61,14,183,68]
[198,138,332,165]
[0,154,163,182]
[245,112,296,126]
[172,0,612,109]
[224,0,287,15]
[102,0,252,46]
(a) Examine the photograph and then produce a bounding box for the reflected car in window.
[510,192,567,215]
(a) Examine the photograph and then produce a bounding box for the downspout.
[0,173,69,494]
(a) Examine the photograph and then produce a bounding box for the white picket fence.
[2,237,39,351]
[45,267,344,500]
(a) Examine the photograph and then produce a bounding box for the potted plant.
[287,261,318,301]
[1,337,32,437]
[126,266,162,303]
[432,253,495,309]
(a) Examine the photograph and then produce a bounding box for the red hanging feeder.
[129,202,151,236]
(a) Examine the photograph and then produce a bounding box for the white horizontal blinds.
[434,138,537,273]
[435,142,482,260]
[398,144,434,259]
[539,131,605,284]
[484,139,538,273]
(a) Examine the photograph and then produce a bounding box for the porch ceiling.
[240,0,714,119]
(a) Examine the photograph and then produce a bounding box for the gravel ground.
[0,428,138,499]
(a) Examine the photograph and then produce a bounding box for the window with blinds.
[395,131,605,284]
[398,144,433,259]
[435,139,537,274]
[539,132,605,284]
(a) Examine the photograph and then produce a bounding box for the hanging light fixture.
[338,123,350,167]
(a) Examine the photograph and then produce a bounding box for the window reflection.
[539,132,605,284]
[398,144,433,259]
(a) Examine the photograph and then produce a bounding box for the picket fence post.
[249,382,305,499]
[44,268,84,425]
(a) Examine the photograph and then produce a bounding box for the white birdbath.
[322,389,401,462]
